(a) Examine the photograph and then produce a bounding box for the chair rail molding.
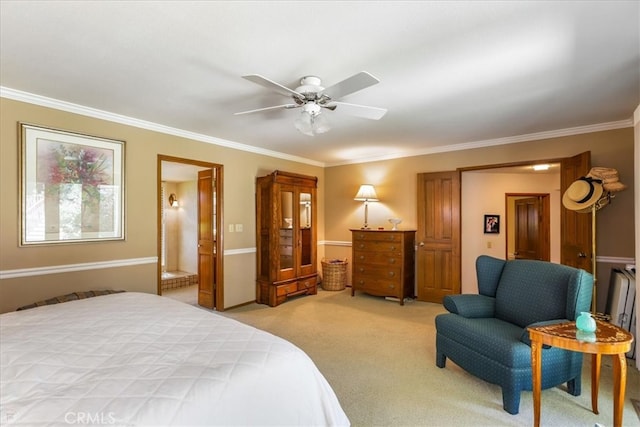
[0,257,157,280]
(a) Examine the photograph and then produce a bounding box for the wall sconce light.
[168,193,179,208]
[354,184,378,229]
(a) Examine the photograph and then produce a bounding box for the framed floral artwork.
[20,123,125,245]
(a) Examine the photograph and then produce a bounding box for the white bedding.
[0,292,349,426]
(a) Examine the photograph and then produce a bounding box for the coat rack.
[562,167,626,314]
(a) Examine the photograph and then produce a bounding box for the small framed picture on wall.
[484,215,500,234]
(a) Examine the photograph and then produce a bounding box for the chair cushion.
[495,260,573,328]
[443,294,495,318]
[436,314,532,368]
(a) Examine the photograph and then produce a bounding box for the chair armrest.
[520,319,570,347]
[443,294,495,318]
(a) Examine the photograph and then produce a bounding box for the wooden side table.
[528,320,634,427]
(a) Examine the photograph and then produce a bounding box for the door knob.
[419,242,425,247]
[578,252,587,258]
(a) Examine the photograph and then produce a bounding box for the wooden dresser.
[350,229,416,305]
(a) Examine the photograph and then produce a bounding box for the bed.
[0,292,349,426]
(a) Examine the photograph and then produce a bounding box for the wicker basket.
[321,258,348,291]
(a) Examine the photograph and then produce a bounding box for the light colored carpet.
[164,285,640,427]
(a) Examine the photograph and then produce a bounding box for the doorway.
[505,194,551,261]
[157,155,224,311]
[416,157,586,302]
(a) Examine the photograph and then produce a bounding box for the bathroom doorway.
[158,155,224,311]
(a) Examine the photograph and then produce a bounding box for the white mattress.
[1,292,349,426]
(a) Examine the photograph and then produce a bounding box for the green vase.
[576,312,596,333]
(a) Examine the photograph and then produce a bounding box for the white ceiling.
[1,1,638,166]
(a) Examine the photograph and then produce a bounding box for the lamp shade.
[354,184,378,201]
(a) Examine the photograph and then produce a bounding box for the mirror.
[300,192,311,228]
[299,192,312,266]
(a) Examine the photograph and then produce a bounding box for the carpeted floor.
[164,285,640,427]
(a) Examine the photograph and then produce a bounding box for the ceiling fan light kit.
[294,106,330,137]
[235,71,387,136]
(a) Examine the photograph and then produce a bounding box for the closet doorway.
[157,155,224,311]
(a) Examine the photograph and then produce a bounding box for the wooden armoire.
[255,170,318,306]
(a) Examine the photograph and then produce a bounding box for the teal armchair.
[435,255,593,414]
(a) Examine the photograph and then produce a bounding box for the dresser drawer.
[353,251,402,265]
[298,277,316,292]
[352,231,403,243]
[354,277,401,293]
[276,282,298,296]
[353,264,401,280]
[353,240,403,253]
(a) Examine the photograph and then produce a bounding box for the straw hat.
[574,192,610,213]
[586,167,626,192]
[562,177,604,211]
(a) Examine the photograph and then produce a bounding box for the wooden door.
[514,196,550,260]
[416,171,461,303]
[198,169,216,309]
[561,152,592,272]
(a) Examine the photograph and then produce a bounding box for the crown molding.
[327,118,634,166]
[0,86,324,167]
[2,86,632,168]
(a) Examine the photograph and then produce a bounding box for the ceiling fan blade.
[242,74,303,99]
[234,104,299,115]
[329,101,387,120]
[319,71,381,101]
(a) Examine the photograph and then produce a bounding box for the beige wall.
[324,128,635,290]
[460,170,561,293]
[176,180,198,275]
[1,96,635,314]
[0,98,324,312]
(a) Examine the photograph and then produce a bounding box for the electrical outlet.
[487,241,492,249]
[228,224,234,233]
[235,223,243,232]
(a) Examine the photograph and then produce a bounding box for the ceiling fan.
[234,71,387,136]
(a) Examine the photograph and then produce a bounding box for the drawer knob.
[358,268,365,273]
[390,246,396,251]
[359,243,365,249]
[388,284,395,289]
[359,255,365,260]
[358,280,364,285]
[388,271,395,277]
[388,258,396,264]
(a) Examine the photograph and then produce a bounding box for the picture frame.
[20,123,125,245]
[484,214,500,234]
